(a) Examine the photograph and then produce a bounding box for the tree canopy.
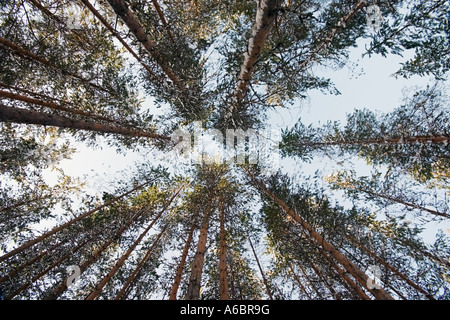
[0,0,449,300]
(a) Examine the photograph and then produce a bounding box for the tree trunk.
[79,0,158,80]
[287,262,312,299]
[0,239,67,284]
[0,36,111,94]
[361,188,450,219]
[0,89,140,130]
[106,0,185,92]
[319,251,371,300]
[0,181,151,264]
[186,197,213,300]
[306,255,341,300]
[7,238,90,300]
[299,135,450,148]
[0,105,171,141]
[218,200,229,300]
[151,0,175,42]
[248,233,273,300]
[233,0,283,105]
[297,1,366,71]
[245,169,395,300]
[297,263,323,299]
[114,225,168,300]
[44,210,143,300]
[85,184,184,300]
[346,234,435,300]
[169,218,197,300]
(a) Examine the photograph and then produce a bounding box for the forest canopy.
[0,0,449,300]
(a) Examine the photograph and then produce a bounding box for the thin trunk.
[229,263,236,299]
[106,0,185,92]
[298,135,450,148]
[6,238,90,300]
[114,224,168,300]
[79,0,158,79]
[361,188,450,219]
[186,197,213,300]
[44,210,143,300]
[297,1,366,71]
[26,0,94,48]
[0,239,67,283]
[218,200,229,300]
[0,181,150,264]
[298,263,323,299]
[85,184,184,300]
[287,262,312,299]
[0,89,141,130]
[0,105,171,141]
[248,233,273,300]
[346,234,435,300]
[0,36,111,94]
[151,0,175,42]
[233,0,283,105]
[401,238,450,269]
[245,169,395,300]
[169,218,197,300]
[319,250,371,300]
[0,193,53,213]
[306,256,341,300]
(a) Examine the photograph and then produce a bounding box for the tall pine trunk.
[0,89,140,129]
[245,169,395,300]
[346,234,435,300]
[79,0,157,79]
[218,200,229,300]
[114,225,168,300]
[7,238,90,300]
[44,210,144,299]
[234,0,283,104]
[186,197,213,300]
[296,135,450,148]
[360,188,450,219]
[169,218,197,300]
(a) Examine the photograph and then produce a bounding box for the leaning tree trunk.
[346,234,435,300]
[114,225,168,300]
[0,35,111,94]
[233,0,283,105]
[79,0,157,80]
[0,89,140,129]
[0,181,151,263]
[248,233,274,300]
[0,105,171,141]
[106,0,185,92]
[44,210,144,300]
[245,169,395,300]
[85,184,184,300]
